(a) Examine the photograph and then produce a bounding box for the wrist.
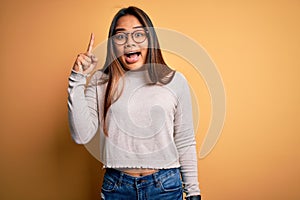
[186,195,201,200]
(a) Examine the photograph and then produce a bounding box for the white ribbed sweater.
[68,68,200,196]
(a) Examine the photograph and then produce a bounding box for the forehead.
[115,15,143,30]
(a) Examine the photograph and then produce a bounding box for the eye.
[114,33,126,41]
[134,31,145,38]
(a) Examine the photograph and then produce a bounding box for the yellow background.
[1,0,299,199]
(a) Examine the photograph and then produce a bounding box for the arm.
[67,33,100,144]
[68,71,100,144]
[173,73,201,198]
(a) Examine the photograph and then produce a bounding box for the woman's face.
[113,15,148,70]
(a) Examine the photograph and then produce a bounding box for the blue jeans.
[101,168,183,200]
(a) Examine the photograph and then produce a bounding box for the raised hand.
[73,33,98,75]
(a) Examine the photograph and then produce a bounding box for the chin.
[124,64,142,70]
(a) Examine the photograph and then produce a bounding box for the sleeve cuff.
[69,70,89,81]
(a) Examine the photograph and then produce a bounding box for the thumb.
[91,54,98,63]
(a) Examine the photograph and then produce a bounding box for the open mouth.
[125,52,141,57]
[124,52,141,64]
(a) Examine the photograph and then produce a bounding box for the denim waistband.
[105,168,180,188]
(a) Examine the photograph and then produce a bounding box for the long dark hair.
[101,6,175,136]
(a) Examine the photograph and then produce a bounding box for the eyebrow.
[114,26,144,32]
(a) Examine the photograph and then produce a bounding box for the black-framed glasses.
[112,30,148,45]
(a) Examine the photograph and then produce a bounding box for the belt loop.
[117,170,123,186]
[152,170,160,188]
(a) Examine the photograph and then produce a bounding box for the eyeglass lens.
[113,30,147,45]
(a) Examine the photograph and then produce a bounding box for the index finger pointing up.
[87,33,95,53]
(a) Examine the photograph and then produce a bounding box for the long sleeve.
[173,73,201,197]
[67,70,101,144]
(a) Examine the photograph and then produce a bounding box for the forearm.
[68,71,99,144]
[179,143,201,197]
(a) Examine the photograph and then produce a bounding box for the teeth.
[125,52,141,56]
